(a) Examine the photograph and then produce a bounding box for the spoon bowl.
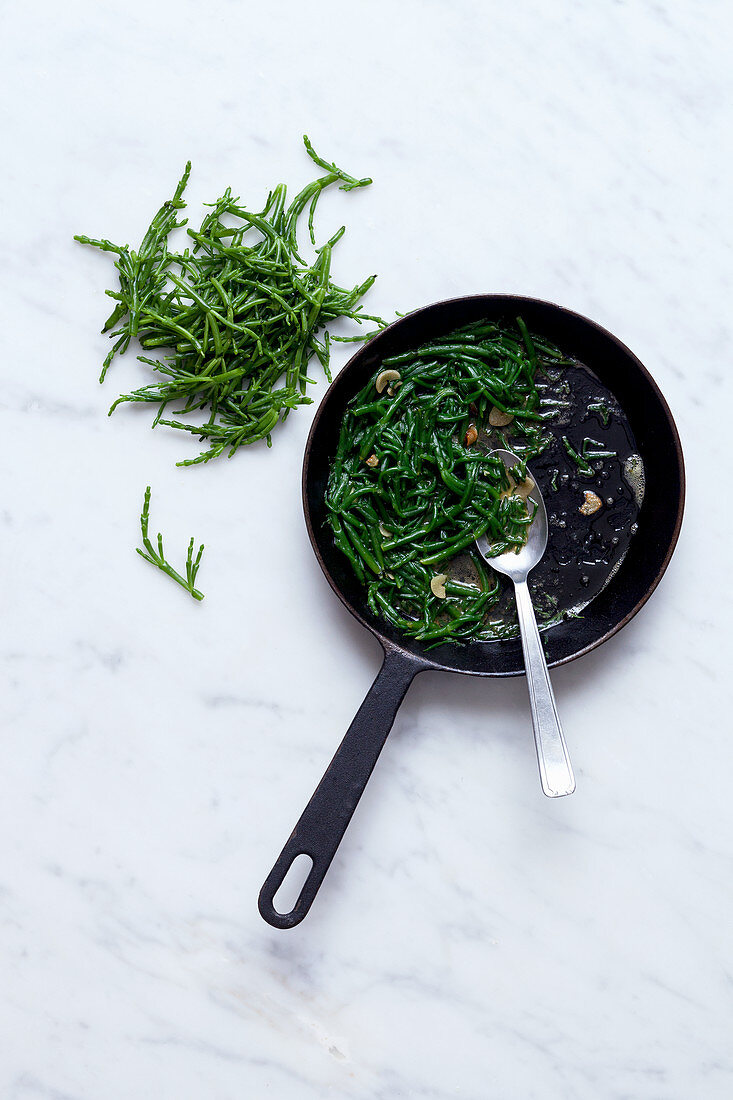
[476,449,550,580]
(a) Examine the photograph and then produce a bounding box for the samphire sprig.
[75,138,384,466]
[325,317,568,645]
[136,486,205,600]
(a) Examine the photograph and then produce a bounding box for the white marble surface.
[1,0,731,1096]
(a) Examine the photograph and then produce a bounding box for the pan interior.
[304,296,684,676]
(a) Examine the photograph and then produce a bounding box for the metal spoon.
[476,448,575,798]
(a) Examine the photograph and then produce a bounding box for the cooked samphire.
[325,317,644,646]
[325,318,566,644]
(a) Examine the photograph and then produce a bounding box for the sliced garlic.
[579,490,602,516]
[365,454,379,468]
[489,406,514,428]
[465,424,478,447]
[430,574,448,599]
[376,369,401,394]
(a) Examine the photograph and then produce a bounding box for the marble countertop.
[1,0,731,1096]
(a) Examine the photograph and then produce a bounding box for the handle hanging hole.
[272,853,314,916]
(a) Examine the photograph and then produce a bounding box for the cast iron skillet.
[258,295,685,929]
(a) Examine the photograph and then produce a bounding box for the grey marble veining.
[0,0,731,1097]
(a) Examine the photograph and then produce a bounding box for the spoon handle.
[513,579,575,798]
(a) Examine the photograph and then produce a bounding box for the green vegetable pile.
[325,318,569,645]
[75,138,383,466]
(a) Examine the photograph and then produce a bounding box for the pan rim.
[302,293,686,677]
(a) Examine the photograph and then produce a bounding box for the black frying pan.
[258,295,685,929]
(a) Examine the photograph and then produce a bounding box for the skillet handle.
[258,646,420,929]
